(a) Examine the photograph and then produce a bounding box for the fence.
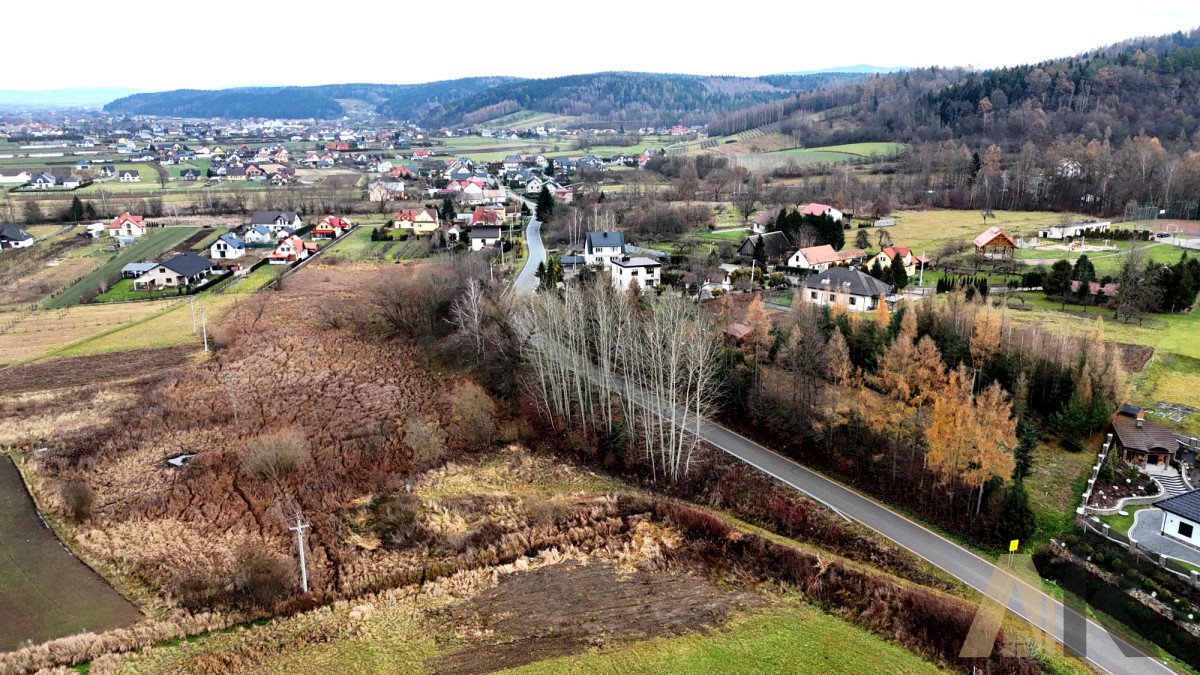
[1078,433,1113,513]
[1076,515,1200,585]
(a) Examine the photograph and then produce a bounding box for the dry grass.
[0,255,102,309]
[55,294,240,357]
[883,209,1087,254]
[0,387,134,446]
[0,302,174,365]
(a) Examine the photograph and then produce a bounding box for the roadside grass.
[506,600,946,675]
[1025,442,1098,546]
[42,226,201,309]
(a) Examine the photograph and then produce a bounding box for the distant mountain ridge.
[103,72,871,125]
[0,87,144,109]
[772,64,903,76]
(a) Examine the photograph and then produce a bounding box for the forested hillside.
[104,72,867,125]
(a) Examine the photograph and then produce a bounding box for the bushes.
[365,491,427,548]
[232,545,298,609]
[59,477,94,522]
[240,430,310,481]
[404,415,447,465]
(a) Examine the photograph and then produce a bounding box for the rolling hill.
[103,72,870,125]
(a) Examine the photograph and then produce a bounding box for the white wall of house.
[611,263,660,293]
[471,236,501,251]
[802,287,878,312]
[210,240,244,259]
[1162,512,1200,548]
[787,251,829,271]
[585,246,623,266]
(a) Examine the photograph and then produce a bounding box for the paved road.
[698,420,1175,674]
[511,194,545,294]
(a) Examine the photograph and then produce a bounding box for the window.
[1179,521,1194,538]
[810,291,817,300]
[849,297,857,306]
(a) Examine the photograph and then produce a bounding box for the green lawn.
[224,264,283,294]
[505,601,945,675]
[43,227,201,309]
[321,226,435,262]
[1099,505,1154,536]
[189,227,229,251]
[93,277,184,303]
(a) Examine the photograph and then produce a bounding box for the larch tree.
[965,382,1017,514]
[969,306,1002,369]
[825,327,853,387]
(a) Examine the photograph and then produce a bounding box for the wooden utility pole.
[201,307,208,352]
[289,512,310,593]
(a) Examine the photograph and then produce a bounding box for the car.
[1155,232,1171,239]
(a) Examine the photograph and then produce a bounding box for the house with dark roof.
[584,231,626,266]
[251,211,303,232]
[179,168,201,181]
[118,169,141,182]
[0,224,34,249]
[133,252,213,290]
[801,267,892,312]
[470,226,502,251]
[737,231,792,263]
[1110,404,1189,471]
[1155,490,1200,549]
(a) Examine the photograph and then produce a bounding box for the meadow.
[0,301,173,365]
[43,226,201,309]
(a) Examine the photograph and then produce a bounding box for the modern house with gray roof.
[801,267,892,312]
[1156,489,1200,549]
[0,224,34,249]
[133,252,213,290]
[584,231,626,266]
[1110,404,1191,471]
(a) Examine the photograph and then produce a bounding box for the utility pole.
[200,307,208,352]
[289,512,310,594]
[919,251,925,288]
[189,297,197,334]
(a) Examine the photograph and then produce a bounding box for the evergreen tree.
[888,254,908,289]
[1072,254,1097,282]
[1044,259,1074,303]
[84,202,96,219]
[752,236,767,266]
[536,185,555,222]
[997,481,1037,546]
[869,258,885,279]
[66,196,85,222]
[1012,418,1038,481]
[441,195,455,222]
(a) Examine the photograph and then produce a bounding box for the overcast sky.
[9,0,1200,91]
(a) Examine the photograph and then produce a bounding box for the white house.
[801,267,892,312]
[470,226,502,251]
[1038,220,1111,240]
[801,203,844,222]
[610,256,661,293]
[133,253,213,290]
[251,210,303,233]
[210,233,246,260]
[0,169,32,185]
[584,231,626,266]
[107,213,147,238]
[119,169,141,182]
[787,245,840,272]
[0,224,34,249]
[244,224,275,244]
[268,235,311,265]
[1157,491,1200,550]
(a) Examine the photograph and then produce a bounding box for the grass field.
[0,456,142,650]
[55,292,239,357]
[881,210,1088,255]
[1099,504,1153,537]
[43,227,201,309]
[0,301,172,364]
[223,263,284,294]
[189,227,229,251]
[1024,441,1095,546]
[322,226,436,262]
[509,601,945,675]
[92,277,183,303]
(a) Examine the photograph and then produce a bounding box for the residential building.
[1156,491,1200,549]
[610,256,662,293]
[736,231,792,263]
[584,231,626,266]
[312,215,351,239]
[133,252,213,290]
[0,224,34,249]
[393,208,439,234]
[244,224,275,244]
[119,169,141,182]
[368,181,405,202]
[1110,404,1190,470]
[251,211,303,233]
[786,245,866,272]
[864,245,927,278]
[210,233,246,260]
[470,226,502,251]
[268,235,311,264]
[801,203,845,222]
[801,267,892,312]
[107,213,147,238]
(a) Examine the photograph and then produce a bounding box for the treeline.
[725,292,1127,545]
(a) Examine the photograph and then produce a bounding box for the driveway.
[510,193,545,294]
[1129,508,1200,567]
[699,421,1173,674]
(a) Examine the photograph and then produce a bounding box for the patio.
[1128,508,1200,567]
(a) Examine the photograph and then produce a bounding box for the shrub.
[240,430,310,481]
[59,477,94,522]
[232,544,298,609]
[368,491,426,547]
[404,415,446,465]
[447,381,496,447]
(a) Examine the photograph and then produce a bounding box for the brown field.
[708,132,798,156]
[0,301,177,365]
[0,345,196,396]
[0,255,102,308]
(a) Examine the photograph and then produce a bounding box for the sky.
[9,0,1200,91]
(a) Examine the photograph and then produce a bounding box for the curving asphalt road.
[698,421,1175,674]
[511,193,546,294]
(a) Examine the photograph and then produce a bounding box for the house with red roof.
[801,203,844,222]
[973,226,1017,258]
[311,215,352,240]
[268,235,311,264]
[393,208,439,234]
[107,212,147,238]
[864,245,928,277]
[470,206,503,226]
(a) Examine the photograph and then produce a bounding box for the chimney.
[1136,410,1145,428]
